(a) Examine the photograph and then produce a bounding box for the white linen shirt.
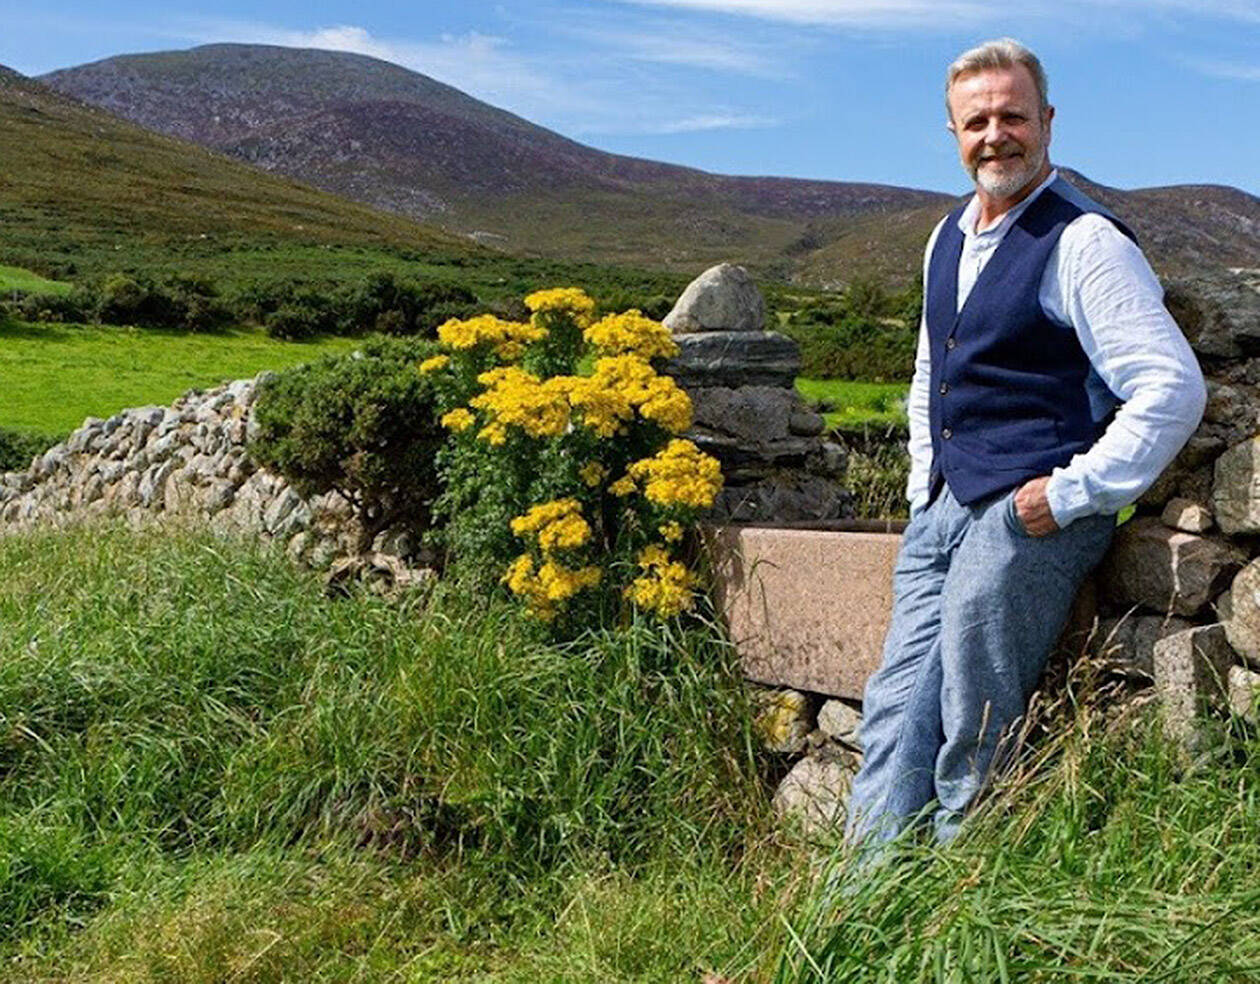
[906,169,1206,527]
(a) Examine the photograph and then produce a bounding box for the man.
[846,39,1206,847]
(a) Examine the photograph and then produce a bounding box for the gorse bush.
[248,335,444,551]
[423,288,722,628]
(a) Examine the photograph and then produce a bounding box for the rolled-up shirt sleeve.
[1045,215,1207,527]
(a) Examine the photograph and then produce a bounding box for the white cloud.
[560,24,786,76]
[176,19,601,119]
[604,0,1260,27]
[1183,57,1260,81]
[583,111,780,134]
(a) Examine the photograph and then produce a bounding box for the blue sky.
[7,1,1260,195]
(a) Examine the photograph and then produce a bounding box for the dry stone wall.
[0,375,369,566]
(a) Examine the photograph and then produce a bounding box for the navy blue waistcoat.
[925,179,1136,506]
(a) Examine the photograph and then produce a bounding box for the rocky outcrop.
[664,263,852,523]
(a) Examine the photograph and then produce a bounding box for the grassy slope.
[2,526,1259,980]
[0,68,476,279]
[0,320,360,435]
[0,264,72,295]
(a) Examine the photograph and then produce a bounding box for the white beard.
[971,143,1047,199]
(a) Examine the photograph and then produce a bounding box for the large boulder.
[1099,517,1244,616]
[1094,613,1195,676]
[1164,271,1260,360]
[1213,436,1260,534]
[663,263,766,333]
[689,385,794,447]
[665,331,801,390]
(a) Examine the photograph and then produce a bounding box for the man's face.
[947,64,1053,201]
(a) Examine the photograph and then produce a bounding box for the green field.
[0,263,73,297]
[795,377,910,428]
[0,320,359,436]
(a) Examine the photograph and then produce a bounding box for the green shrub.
[0,428,61,473]
[90,272,232,332]
[264,302,330,340]
[3,286,95,324]
[781,278,922,382]
[248,335,444,551]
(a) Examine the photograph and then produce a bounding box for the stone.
[773,753,859,835]
[752,688,815,755]
[1094,613,1194,676]
[1228,664,1260,723]
[1152,624,1236,745]
[709,474,852,523]
[203,481,236,515]
[1164,270,1260,360]
[663,263,766,333]
[665,331,801,390]
[1160,497,1214,533]
[1222,560,1260,669]
[688,386,794,446]
[817,700,862,747]
[1213,436,1260,534]
[788,411,826,437]
[706,526,901,700]
[1099,517,1244,616]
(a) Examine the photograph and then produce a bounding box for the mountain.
[40,44,1260,284]
[0,63,475,279]
[40,44,952,282]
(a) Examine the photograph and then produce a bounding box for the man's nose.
[983,119,1008,144]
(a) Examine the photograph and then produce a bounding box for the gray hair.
[946,38,1050,118]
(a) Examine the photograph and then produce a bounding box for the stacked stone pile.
[0,375,369,565]
[1093,268,1260,743]
[663,263,853,522]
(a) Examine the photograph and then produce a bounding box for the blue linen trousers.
[846,484,1115,845]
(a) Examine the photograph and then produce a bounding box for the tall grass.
[776,677,1260,983]
[0,523,788,979]
[6,523,1260,979]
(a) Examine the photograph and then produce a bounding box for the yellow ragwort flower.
[624,544,695,618]
[438,314,545,352]
[511,498,592,551]
[659,521,684,543]
[470,367,571,439]
[608,475,636,497]
[627,439,723,510]
[585,310,679,361]
[419,354,450,374]
[440,408,475,432]
[524,287,596,327]
[579,462,608,487]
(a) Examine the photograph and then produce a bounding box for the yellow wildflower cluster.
[437,314,546,360]
[469,367,571,440]
[462,356,690,444]
[567,356,692,437]
[440,407,475,432]
[579,462,607,487]
[502,554,602,622]
[510,498,592,551]
[524,287,596,327]
[419,354,450,374]
[626,439,723,510]
[584,310,679,361]
[624,544,695,618]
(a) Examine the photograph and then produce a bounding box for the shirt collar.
[957,167,1060,239]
